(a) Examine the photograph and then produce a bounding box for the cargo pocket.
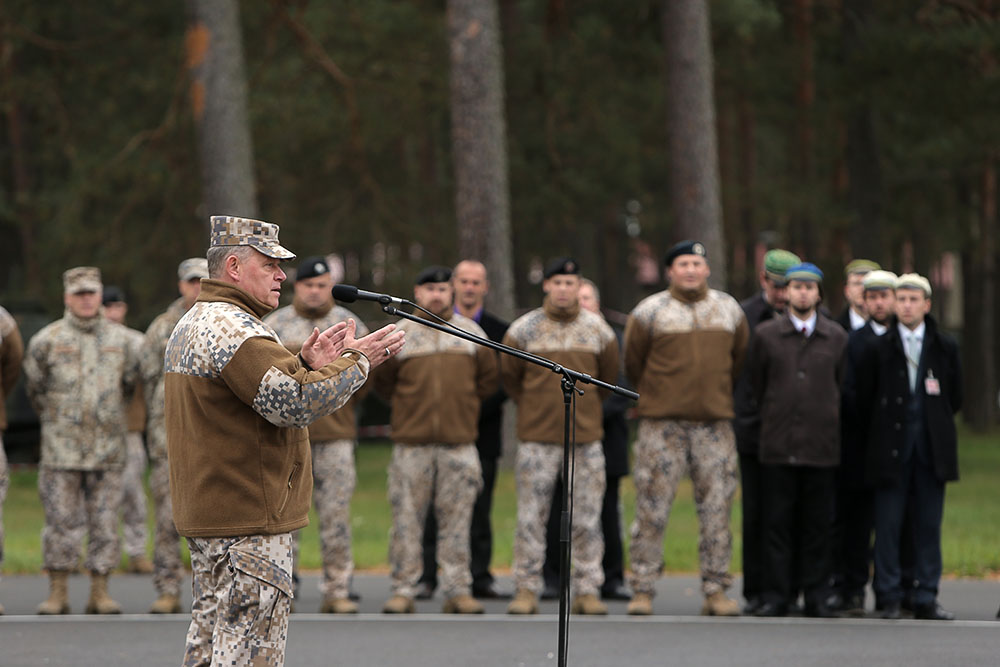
[220,549,294,644]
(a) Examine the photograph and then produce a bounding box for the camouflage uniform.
[23,308,140,574]
[264,301,369,600]
[0,305,25,585]
[184,534,293,667]
[142,297,189,597]
[120,326,149,560]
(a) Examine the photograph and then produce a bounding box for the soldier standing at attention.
[502,258,619,616]
[265,255,369,614]
[836,259,880,332]
[165,216,403,666]
[102,285,153,575]
[0,304,24,615]
[374,266,498,615]
[25,267,141,615]
[140,257,208,613]
[624,241,749,616]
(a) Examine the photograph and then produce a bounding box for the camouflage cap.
[763,249,801,285]
[63,266,102,294]
[178,257,209,281]
[210,215,296,260]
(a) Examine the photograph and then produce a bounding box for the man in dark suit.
[732,248,799,614]
[416,260,510,600]
[856,273,961,620]
[836,259,880,332]
[830,269,897,616]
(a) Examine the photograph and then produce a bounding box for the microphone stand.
[380,302,637,667]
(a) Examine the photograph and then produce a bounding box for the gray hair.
[207,245,256,278]
[580,277,600,304]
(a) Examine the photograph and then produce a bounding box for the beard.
[790,303,814,319]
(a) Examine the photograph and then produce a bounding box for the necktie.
[905,333,920,392]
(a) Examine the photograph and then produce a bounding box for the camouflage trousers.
[0,434,7,572]
[291,440,356,599]
[628,419,738,597]
[121,431,149,558]
[39,467,123,574]
[388,443,482,599]
[150,457,183,597]
[512,441,606,597]
[184,534,294,667]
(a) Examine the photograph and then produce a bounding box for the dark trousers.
[830,471,875,598]
[873,457,944,607]
[738,451,763,602]
[543,474,626,591]
[420,456,498,588]
[761,464,835,607]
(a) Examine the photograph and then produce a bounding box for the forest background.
[1,1,1000,427]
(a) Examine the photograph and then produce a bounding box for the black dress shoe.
[472,583,512,600]
[842,593,865,617]
[881,601,902,620]
[414,582,436,600]
[804,601,838,618]
[540,581,559,601]
[600,584,632,601]
[348,590,361,602]
[823,591,845,611]
[753,601,788,617]
[913,602,955,621]
[742,597,764,615]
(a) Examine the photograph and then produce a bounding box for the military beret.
[763,249,801,285]
[415,265,453,285]
[895,273,932,297]
[210,215,296,260]
[295,256,330,282]
[63,266,102,295]
[785,262,824,283]
[844,259,880,276]
[863,270,897,291]
[177,257,209,281]
[102,285,126,305]
[664,240,707,267]
[543,257,580,279]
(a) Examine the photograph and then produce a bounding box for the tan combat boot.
[149,593,182,614]
[570,593,608,615]
[320,596,359,614]
[506,589,539,615]
[626,592,653,616]
[382,595,415,614]
[37,570,71,615]
[0,600,5,615]
[442,594,485,614]
[86,573,123,614]
[126,555,154,574]
[701,591,740,616]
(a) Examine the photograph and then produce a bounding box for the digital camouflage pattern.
[387,443,483,599]
[150,457,183,597]
[512,441,606,596]
[39,468,124,573]
[141,297,187,461]
[628,418,738,597]
[184,534,294,667]
[209,215,295,260]
[23,311,140,469]
[120,432,149,558]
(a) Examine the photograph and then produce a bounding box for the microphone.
[332,284,407,307]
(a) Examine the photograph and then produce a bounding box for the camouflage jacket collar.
[292,295,333,321]
[197,279,273,320]
[64,308,102,333]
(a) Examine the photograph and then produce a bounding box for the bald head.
[453,260,489,318]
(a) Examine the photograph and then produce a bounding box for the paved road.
[2,573,998,666]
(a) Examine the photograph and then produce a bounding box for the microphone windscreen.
[331,284,358,303]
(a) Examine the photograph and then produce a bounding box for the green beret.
[844,259,880,276]
[763,249,801,284]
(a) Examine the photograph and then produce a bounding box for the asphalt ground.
[1,573,998,666]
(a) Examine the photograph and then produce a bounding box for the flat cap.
[763,249,801,284]
[296,256,330,283]
[178,257,209,282]
[210,215,296,260]
[63,267,102,295]
[102,285,126,305]
[844,259,880,276]
[863,270,897,291]
[895,273,932,297]
[664,240,707,267]
[543,257,580,279]
[415,265,453,285]
[785,262,824,283]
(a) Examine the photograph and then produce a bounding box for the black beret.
[543,257,580,279]
[415,265,453,285]
[102,285,126,305]
[664,240,707,267]
[296,256,330,282]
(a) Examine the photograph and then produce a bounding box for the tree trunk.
[662,0,727,289]
[186,0,258,219]
[791,0,816,259]
[447,0,515,319]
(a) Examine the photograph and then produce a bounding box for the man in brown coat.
[748,262,848,617]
